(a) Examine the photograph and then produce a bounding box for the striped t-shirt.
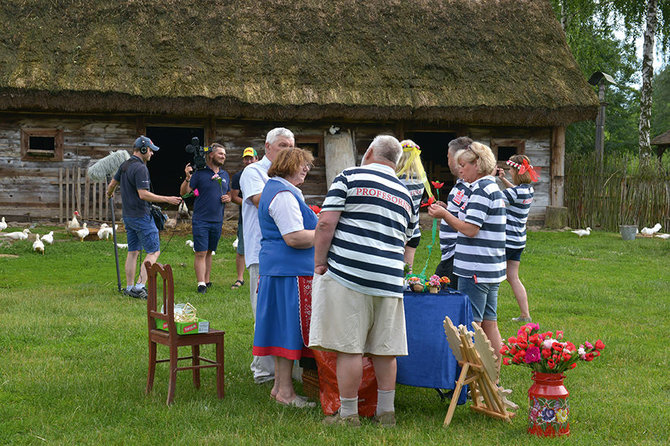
[502,184,534,249]
[439,179,471,260]
[322,163,418,298]
[453,176,507,283]
[399,177,425,240]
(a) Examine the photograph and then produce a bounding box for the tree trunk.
[560,0,567,31]
[639,0,658,161]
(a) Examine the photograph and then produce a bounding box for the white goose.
[32,234,45,255]
[571,227,591,237]
[41,231,54,245]
[0,217,7,231]
[2,228,31,240]
[640,223,662,236]
[655,233,670,240]
[75,223,89,242]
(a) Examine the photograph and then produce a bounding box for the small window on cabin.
[490,139,525,168]
[21,129,64,161]
[295,136,324,167]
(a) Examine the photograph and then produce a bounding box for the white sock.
[197,282,206,287]
[134,283,145,290]
[339,396,358,418]
[376,389,395,415]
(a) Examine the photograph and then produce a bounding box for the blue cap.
[134,135,160,152]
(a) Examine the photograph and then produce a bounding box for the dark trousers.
[434,256,459,289]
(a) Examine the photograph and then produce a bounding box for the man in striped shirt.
[435,137,473,288]
[309,135,418,427]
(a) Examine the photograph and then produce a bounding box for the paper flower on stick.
[309,205,322,215]
[181,188,199,199]
[420,196,435,208]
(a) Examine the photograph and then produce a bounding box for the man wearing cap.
[106,136,182,299]
[180,143,232,294]
[240,127,294,383]
[229,147,258,290]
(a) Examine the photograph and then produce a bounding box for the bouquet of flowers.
[407,275,424,292]
[439,276,451,288]
[500,323,605,373]
[427,274,441,288]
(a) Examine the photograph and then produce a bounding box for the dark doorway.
[145,127,204,204]
[404,131,457,186]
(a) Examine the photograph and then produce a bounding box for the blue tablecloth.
[396,289,474,405]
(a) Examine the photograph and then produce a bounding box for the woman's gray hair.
[265,127,295,145]
[370,135,402,165]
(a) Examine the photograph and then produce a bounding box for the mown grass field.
[1,225,669,445]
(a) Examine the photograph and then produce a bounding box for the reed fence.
[565,153,670,232]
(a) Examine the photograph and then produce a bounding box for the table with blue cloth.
[396,289,474,405]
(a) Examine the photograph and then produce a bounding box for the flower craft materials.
[439,276,451,289]
[407,275,424,292]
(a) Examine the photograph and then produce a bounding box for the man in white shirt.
[239,127,295,383]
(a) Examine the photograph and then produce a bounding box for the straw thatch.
[0,0,597,125]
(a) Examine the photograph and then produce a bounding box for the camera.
[185,137,209,170]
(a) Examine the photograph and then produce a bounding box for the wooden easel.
[443,316,516,426]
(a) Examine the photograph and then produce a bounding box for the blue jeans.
[192,220,222,252]
[458,277,500,322]
[123,214,159,253]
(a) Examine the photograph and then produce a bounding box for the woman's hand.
[427,203,448,220]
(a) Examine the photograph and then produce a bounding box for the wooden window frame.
[490,138,525,167]
[295,135,324,165]
[21,128,64,161]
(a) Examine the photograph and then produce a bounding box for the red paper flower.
[420,196,435,208]
[309,205,322,214]
[430,181,444,189]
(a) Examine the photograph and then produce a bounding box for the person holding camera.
[180,143,232,293]
[106,136,182,299]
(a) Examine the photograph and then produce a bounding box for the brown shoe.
[322,411,361,427]
[372,411,396,427]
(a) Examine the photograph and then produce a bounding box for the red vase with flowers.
[500,323,605,437]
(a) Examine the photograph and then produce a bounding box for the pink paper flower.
[524,346,541,363]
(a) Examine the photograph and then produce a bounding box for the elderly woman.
[427,142,506,370]
[253,148,318,408]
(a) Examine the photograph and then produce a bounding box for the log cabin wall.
[0,113,554,225]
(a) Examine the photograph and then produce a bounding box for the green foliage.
[549,0,642,155]
[652,64,670,137]
[1,227,669,444]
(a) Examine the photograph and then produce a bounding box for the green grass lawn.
[1,227,669,445]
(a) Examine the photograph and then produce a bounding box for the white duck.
[116,243,128,249]
[571,227,591,237]
[2,228,31,240]
[97,224,114,240]
[66,211,80,230]
[41,231,54,245]
[640,223,662,236]
[0,217,7,231]
[75,223,89,242]
[185,239,195,252]
[32,234,45,255]
[655,233,670,240]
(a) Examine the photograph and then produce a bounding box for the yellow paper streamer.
[397,143,434,199]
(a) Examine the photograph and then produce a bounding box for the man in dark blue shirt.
[180,143,231,293]
[107,136,182,299]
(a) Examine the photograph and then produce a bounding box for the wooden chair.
[145,261,225,405]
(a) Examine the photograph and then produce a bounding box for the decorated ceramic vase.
[411,283,424,292]
[428,286,439,294]
[528,372,570,437]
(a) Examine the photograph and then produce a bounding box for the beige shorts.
[308,273,408,356]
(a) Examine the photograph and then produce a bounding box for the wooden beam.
[550,126,565,207]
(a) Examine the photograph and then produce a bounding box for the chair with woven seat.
[145,261,225,405]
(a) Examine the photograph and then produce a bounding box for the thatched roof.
[651,130,670,145]
[0,0,597,126]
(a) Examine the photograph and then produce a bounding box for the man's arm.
[137,189,182,206]
[249,193,262,208]
[106,179,119,198]
[313,211,341,275]
[179,164,193,196]
[230,189,242,206]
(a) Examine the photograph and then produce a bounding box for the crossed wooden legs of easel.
[443,316,518,426]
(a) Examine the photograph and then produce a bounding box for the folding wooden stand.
[443,316,516,426]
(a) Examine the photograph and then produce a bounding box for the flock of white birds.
[0,212,121,255]
[571,223,669,239]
